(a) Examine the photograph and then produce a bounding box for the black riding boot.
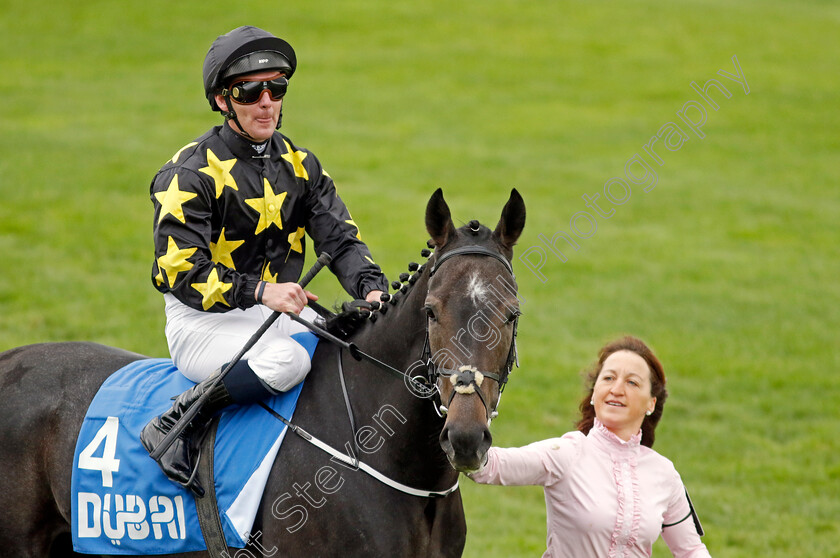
[140,373,234,497]
[140,360,278,497]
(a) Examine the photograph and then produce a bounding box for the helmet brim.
[222,50,293,83]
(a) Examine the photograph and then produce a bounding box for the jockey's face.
[215,70,285,142]
[591,350,656,442]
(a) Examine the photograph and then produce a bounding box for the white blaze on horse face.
[467,272,489,304]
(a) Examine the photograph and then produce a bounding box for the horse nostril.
[447,426,484,455]
[439,425,451,446]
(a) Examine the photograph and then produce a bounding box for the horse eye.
[424,306,437,321]
[504,309,521,325]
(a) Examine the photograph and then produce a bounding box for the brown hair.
[575,336,668,448]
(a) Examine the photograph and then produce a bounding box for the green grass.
[1,0,838,556]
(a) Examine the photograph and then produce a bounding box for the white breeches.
[163,294,316,392]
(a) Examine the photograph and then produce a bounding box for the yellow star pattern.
[285,226,306,262]
[199,149,238,198]
[191,268,233,310]
[287,227,306,254]
[157,236,197,287]
[155,175,197,224]
[261,261,278,282]
[170,142,198,164]
[345,219,362,240]
[281,139,309,180]
[245,178,287,235]
[209,228,244,269]
[153,264,164,287]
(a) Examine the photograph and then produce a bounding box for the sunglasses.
[225,76,289,105]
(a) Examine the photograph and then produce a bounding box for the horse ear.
[493,188,526,250]
[426,188,456,248]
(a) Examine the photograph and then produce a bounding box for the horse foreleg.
[426,495,467,558]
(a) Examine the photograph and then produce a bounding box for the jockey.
[142,25,387,496]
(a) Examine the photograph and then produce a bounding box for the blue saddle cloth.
[71,332,318,555]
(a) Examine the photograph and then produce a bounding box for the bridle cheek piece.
[421,245,519,423]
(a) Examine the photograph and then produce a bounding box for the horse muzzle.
[438,397,493,473]
[439,419,491,473]
[435,365,497,472]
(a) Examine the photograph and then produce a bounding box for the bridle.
[259,242,519,499]
[420,245,520,422]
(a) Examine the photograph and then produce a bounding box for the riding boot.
[140,360,278,497]
[140,373,234,497]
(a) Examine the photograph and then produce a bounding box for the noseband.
[421,245,519,421]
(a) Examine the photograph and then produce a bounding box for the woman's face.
[592,350,657,441]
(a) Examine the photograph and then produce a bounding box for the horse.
[0,188,525,557]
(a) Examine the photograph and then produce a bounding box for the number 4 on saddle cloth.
[70,332,319,555]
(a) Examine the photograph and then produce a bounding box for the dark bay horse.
[0,188,525,557]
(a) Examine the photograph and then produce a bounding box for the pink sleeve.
[662,518,711,557]
[469,432,582,487]
[661,484,711,557]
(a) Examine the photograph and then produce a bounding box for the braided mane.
[324,217,493,338]
[320,242,433,339]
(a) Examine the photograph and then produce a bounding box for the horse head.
[424,188,526,472]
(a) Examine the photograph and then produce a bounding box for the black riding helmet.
[202,26,297,133]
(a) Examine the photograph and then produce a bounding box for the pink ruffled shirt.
[470,420,711,557]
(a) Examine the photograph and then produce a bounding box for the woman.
[469,336,711,557]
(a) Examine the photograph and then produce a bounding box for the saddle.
[71,332,316,555]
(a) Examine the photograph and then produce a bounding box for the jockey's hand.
[257,282,318,314]
[365,290,384,304]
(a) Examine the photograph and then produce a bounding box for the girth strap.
[194,420,231,557]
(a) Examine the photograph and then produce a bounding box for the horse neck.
[344,269,456,486]
[355,269,429,364]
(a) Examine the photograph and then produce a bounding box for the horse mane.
[323,218,503,340]
[320,307,368,339]
[318,241,433,340]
